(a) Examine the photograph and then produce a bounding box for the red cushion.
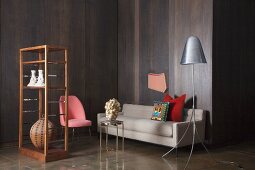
[163,94,186,122]
[163,94,173,101]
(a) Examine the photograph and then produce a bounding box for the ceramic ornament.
[35,69,45,87]
[27,70,37,86]
[30,119,56,149]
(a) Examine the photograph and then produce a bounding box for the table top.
[100,120,123,126]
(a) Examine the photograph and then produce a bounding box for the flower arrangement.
[105,98,121,121]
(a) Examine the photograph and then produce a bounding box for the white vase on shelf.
[35,70,45,87]
[27,70,37,86]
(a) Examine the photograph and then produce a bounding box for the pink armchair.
[59,96,92,138]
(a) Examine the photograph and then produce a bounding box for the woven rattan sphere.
[30,119,56,149]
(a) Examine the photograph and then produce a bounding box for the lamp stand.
[162,64,210,169]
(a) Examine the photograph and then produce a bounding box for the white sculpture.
[35,70,45,87]
[105,98,121,121]
[27,70,37,86]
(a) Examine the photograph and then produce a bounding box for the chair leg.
[72,128,75,142]
[61,126,64,138]
[89,127,91,137]
[176,147,178,157]
[77,128,80,141]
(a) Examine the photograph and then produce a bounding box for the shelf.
[48,61,66,64]
[23,110,38,113]
[23,86,66,90]
[23,60,45,64]
[23,86,45,89]
[20,45,67,53]
[19,45,68,162]
[24,98,38,101]
[48,101,60,104]
[23,74,58,78]
[23,60,66,65]
[19,146,68,162]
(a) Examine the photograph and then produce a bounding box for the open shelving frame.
[19,45,69,162]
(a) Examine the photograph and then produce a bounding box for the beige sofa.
[97,104,205,148]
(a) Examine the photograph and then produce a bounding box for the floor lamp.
[162,36,207,169]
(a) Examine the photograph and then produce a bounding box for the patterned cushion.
[151,102,169,121]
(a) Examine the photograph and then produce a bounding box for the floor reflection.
[162,158,178,170]
[99,158,125,170]
[0,137,254,170]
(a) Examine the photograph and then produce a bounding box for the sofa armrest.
[118,112,124,116]
[172,120,205,147]
[97,113,106,119]
[97,113,106,125]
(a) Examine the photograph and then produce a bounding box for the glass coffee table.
[99,120,124,162]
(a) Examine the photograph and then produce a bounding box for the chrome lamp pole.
[162,36,207,169]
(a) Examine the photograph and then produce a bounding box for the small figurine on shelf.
[27,70,37,86]
[35,69,45,87]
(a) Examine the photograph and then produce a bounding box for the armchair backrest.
[59,96,86,126]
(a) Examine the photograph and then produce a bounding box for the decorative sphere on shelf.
[30,119,56,149]
[105,98,121,121]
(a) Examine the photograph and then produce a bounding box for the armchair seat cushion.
[66,119,92,127]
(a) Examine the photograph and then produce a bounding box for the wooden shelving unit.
[19,45,69,162]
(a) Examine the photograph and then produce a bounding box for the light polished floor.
[0,136,254,170]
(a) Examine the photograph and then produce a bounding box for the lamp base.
[162,108,200,169]
[162,109,244,170]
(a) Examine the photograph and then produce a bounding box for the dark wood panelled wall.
[212,0,255,144]
[0,0,254,145]
[118,0,213,142]
[172,0,213,141]
[118,0,255,145]
[0,0,117,143]
[118,0,171,105]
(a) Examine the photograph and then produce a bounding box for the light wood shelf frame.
[19,45,69,162]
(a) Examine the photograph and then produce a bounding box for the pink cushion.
[148,73,167,93]
[66,119,92,128]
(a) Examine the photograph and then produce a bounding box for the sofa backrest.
[122,104,205,121]
[183,109,205,121]
[122,104,153,119]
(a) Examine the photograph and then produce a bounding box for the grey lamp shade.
[180,36,207,65]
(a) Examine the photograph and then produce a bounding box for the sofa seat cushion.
[99,115,173,137]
